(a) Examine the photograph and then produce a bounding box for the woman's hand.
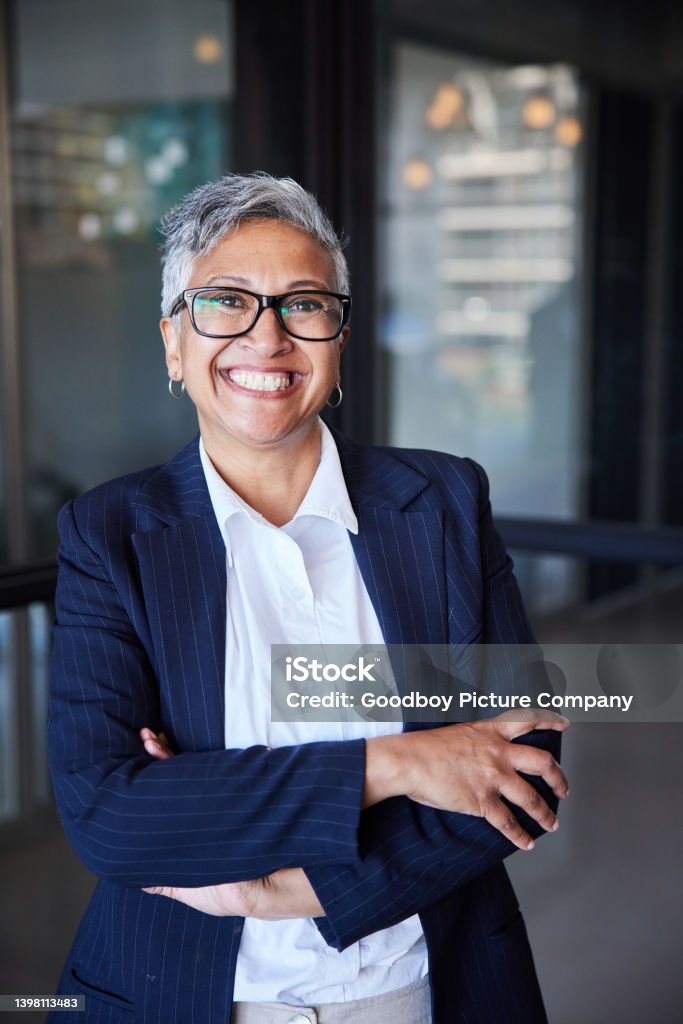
[364,708,570,851]
[142,880,259,917]
[139,727,174,759]
[138,728,324,919]
[143,870,323,920]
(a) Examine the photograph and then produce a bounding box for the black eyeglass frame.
[169,286,352,342]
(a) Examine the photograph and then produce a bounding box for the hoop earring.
[168,377,186,399]
[327,382,343,408]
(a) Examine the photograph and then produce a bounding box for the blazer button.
[286,1016,313,1024]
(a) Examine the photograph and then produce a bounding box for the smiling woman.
[160,218,350,523]
[46,172,568,1024]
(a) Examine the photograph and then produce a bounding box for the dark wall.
[234,0,379,441]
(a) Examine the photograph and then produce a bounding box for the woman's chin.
[205,407,319,452]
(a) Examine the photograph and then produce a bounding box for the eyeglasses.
[169,286,351,342]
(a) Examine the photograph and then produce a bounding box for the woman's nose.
[237,306,294,355]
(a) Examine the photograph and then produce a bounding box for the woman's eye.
[217,292,248,309]
[195,291,248,313]
[287,297,323,314]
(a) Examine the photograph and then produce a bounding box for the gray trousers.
[232,975,432,1024]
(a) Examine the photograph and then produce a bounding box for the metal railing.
[0,560,59,611]
[496,517,683,565]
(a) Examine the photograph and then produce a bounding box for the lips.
[218,367,301,395]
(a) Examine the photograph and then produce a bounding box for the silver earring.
[168,376,186,399]
[327,382,343,408]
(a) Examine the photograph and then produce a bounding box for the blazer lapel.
[332,428,448,646]
[349,504,447,646]
[332,430,450,720]
[131,437,227,752]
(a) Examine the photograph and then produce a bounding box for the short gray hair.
[159,172,349,315]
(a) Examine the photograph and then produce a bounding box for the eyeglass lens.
[192,288,343,339]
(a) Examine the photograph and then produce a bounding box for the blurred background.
[0,0,682,1021]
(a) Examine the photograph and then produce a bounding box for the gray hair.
[159,172,349,316]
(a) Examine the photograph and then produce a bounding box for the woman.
[47,173,569,1024]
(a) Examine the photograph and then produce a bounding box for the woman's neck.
[201,421,322,527]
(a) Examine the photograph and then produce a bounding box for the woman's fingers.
[142,882,252,917]
[499,774,559,835]
[490,708,570,742]
[483,797,537,851]
[401,718,569,848]
[486,768,564,849]
[475,739,566,846]
[139,728,174,760]
[508,744,569,801]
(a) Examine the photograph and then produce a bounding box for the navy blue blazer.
[47,430,559,1024]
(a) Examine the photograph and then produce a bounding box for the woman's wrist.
[363,733,412,808]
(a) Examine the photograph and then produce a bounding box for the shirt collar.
[198,418,358,552]
[293,421,358,533]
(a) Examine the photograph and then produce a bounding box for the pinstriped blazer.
[47,429,559,1024]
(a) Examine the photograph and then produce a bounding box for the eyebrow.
[205,274,333,291]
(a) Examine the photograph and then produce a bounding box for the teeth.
[228,371,292,391]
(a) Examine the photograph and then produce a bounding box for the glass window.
[0,611,19,822]
[29,602,52,805]
[379,41,584,613]
[0,263,6,567]
[0,603,52,824]
[9,0,234,560]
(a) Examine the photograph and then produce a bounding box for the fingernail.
[526,840,535,850]
[551,820,560,831]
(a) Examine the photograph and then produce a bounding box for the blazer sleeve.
[48,499,366,887]
[305,458,562,950]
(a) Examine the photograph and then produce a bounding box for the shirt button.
[290,585,306,601]
[286,1016,313,1024]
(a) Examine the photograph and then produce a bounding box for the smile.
[219,368,299,394]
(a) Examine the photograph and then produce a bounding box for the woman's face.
[160,219,348,455]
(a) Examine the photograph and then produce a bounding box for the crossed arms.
[48,497,568,951]
[140,715,567,937]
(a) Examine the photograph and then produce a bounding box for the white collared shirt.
[199,420,427,1004]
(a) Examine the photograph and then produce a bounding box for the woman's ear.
[160,316,183,381]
